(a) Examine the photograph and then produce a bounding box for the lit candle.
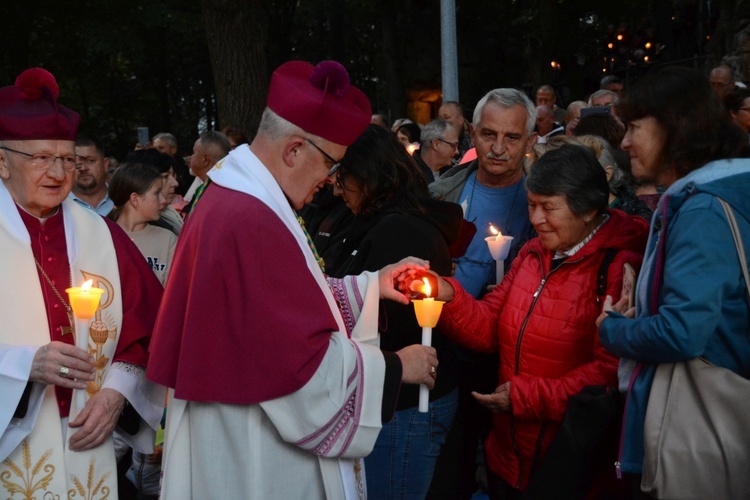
[485,224,514,284]
[412,278,445,412]
[66,279,104,410]
[406,143,418,155]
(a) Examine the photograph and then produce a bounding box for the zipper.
[509,251,583,488]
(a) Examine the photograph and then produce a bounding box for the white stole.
[0,181,124,499]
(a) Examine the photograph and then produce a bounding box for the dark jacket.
[332,199,463,409]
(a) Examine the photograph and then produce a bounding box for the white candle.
[66,280,104,410]
[412,278,445,413]
[485,225,514,284]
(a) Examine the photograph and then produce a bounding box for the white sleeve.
[0,344,46,460]
[260,332,386,459]
[102,362,166,454]
[327,271,381,347]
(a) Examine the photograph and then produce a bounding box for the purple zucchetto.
[266,60,372,146]
[0,68,80,141]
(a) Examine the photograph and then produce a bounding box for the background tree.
[0,0,742,159]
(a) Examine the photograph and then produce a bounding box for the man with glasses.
[414,118,460,183]
[0,68,165,498]
[69,133,113,216]
[147,60,439,499]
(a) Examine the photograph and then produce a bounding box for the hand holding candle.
[485,224,514,284]
[66,279,104,410]
[412,277,445,412]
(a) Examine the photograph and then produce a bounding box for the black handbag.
[523,385,622,499]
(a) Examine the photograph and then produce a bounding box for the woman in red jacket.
[419,144,648,498]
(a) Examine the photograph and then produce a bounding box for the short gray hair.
[152,132,177,149]
[199,131,231,163]
[420,119,453,148]
[473,89,536,135]
[256,108,306,141]
[588,89,618,107]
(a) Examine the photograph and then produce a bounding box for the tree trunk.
[201,0,269,138]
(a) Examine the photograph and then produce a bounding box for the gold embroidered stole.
[0,198,124,499]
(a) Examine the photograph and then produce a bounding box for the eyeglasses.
[1,146,77,172]
[305,138,341,177]
[436,138,459,149]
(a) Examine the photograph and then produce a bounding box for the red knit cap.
[0,68,80,141]
[266,60,371,146]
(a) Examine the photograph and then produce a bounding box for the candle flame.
[489,224,499,236]
[406,143,418,155]
[81,279,94,291]
[422,277,432,298]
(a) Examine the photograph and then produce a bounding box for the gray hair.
[420,119,454,148]
[257,108,306,141]
[588,89,618,107]
[152,132,177,149]
[536,134,626,195]
[473,89,536,135]
[199,131,231,163]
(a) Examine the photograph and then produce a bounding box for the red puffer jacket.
[439,209,648,490]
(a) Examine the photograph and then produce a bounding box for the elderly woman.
[538,134,653,220]
[415,144,648,496]
[598,67,750,497]
[331,124,463,499]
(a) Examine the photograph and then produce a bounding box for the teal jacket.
[599,158,750,474]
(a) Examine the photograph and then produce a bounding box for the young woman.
[108,162,177,286]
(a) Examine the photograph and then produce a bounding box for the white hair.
[473,89,536,135]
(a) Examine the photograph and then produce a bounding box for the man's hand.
[395,345,439,389]
[68,388,126,451]
[379,257,430,304]
[472,382,511,413]
[29,341,95,390]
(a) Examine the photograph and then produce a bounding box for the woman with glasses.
[723,86,750,135]
[331,124,463,499]
[598,66,750,498]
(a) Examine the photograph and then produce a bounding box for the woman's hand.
[472,382,511,413]
[379,257,430,304]
[395,344,439,389]
[29,341,96,390]
[596,294,635,327]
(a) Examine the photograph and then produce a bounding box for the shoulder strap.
[716,197,750,306]
[597,248,619,299]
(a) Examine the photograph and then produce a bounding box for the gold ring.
[430,366,437,379]
[59,366,71,378]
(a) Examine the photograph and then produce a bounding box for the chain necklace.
[34,257,75,336]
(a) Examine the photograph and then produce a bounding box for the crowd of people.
[1,57,748,500]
